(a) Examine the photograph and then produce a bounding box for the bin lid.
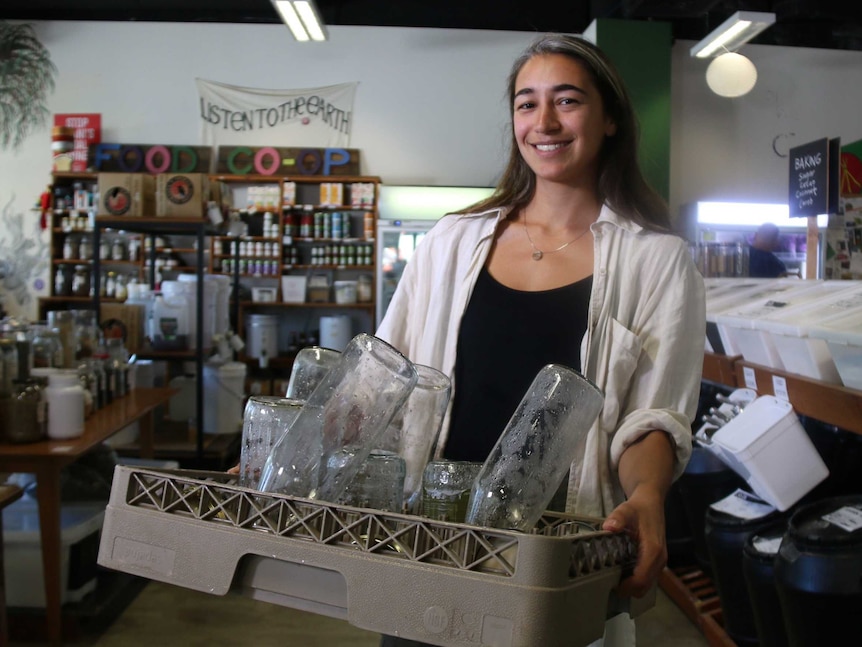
[788,495,862,550]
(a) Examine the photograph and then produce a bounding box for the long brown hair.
[459,33,670,231]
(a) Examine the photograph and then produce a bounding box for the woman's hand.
[602,429,674,598]
[227,464,240,475]
[602,488,667,598]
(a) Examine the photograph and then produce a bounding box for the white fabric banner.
[196,79,357,148]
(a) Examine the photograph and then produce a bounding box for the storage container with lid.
[775,494,862,646]
[713,280,846,368]
[806,304,862,390]
[45,369,85,439]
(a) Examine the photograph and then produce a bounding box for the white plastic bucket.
[320,315,352,351]
[203,361,246,435]
[178,274,223,348]
[246,314,278,361]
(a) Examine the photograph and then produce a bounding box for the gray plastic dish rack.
[98,466,653,647]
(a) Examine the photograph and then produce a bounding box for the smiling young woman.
[377,33,705,647]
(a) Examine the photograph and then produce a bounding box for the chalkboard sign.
[788,137,841,217]
[789,138,829,217]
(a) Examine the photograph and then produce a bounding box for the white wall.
[2,20,862,318]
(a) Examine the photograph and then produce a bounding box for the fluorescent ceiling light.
[378,186,495,221]
[696,202,828,228]
[272,0,328,42]
[690,11,776,58]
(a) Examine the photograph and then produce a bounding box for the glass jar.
[3,378,47,443]
[54,266,71,296]
[99,237,110,261]
[111,237,126,261]
[71,265,90,297]
[63,236,75,260]
[77,359,99,415]
[0,338,19,397]
[78,235,93,260]
[31,324,64,369]
[114,273,128,301]
[105,271,116,299]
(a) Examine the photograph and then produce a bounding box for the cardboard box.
[98,173,155,217]
[100,302,146,354]
[156,173,210,218]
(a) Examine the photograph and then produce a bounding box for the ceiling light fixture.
[690,11,776,58]
[272,0,328,42]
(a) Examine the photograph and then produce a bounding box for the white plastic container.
[333,280,358,304]
[150,292,190,351]
[2,498,105,607]
[45,369,85,439]
[178,274,223,349]
[704,279,781,354]
[713,280,838,368]
[807,307,862,391]
[707,395,829,511]
[245,314,278,362]
[756,281,862,383]
[203,361,246,435]
[168,372,197,422]
[319,315,352,351]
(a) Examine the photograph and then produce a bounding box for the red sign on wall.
[54,113,101,172]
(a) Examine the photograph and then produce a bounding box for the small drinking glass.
[376,363,451,513]
[240,396,304,489]
[337,449,406,512]
[258,333,418,503]
[285,346,341,400]
[465,364,604,532]
[421,459,482,523]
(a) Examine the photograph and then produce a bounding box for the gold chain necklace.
[522,211,591,261]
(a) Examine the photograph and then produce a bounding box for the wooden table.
[0,484,24,646]
[0,387,175,645]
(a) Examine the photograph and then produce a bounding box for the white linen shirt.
[376,203,706,517]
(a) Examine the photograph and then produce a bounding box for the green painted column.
[585,19,672,202]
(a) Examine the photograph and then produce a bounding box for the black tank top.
[444,267,592,462]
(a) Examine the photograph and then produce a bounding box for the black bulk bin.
[705,505,786,647]
[742,519,791,647]
[775,495,862,647]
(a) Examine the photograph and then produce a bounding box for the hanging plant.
[0,21,56,150]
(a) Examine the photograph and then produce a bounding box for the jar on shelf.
[54,266,71,296]
[105,271,116,298]
[31,324,64,369]
[99,237,110,261]
[111,237,126,261]
[78,235,93,260]
[114,273,128,301]
[62,236,75,260]
[71,265,90,297]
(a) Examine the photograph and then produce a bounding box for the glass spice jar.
[3,378,47,443]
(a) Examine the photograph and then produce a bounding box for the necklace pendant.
[531,250,543,261]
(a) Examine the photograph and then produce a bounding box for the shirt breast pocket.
[597,318,642,432]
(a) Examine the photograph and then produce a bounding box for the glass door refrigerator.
[375,185,493,328]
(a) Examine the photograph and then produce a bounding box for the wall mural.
[0,194,49,314]
[0,21,56,150]
[0,21,55,318]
